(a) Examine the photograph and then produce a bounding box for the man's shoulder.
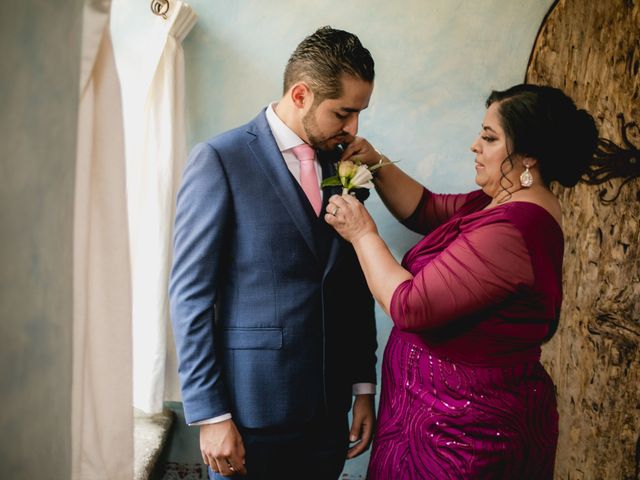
[201,109,268,151]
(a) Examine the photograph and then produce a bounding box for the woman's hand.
[340,136,381,167]
[325,194,378,244]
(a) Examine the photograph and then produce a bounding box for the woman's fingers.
[340,137,380,166]
[327,193,364,220]
[325,193,375,244]
[340,137,361,160]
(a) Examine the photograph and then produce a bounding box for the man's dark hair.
[283,26,375,101]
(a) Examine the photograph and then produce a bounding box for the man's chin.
[312,142,337,152]
[309,131,352,151]
[316,137,346,152]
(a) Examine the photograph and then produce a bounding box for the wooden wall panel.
[526,1,640,478]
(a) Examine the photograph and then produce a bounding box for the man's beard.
[302,106,345,152]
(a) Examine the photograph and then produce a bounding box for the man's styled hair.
[283,26,375,101]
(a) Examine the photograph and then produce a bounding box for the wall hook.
[150,0,170,19]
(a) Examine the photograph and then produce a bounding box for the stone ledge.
[134,408,175,480]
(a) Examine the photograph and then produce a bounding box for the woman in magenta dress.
[325,84,598,479]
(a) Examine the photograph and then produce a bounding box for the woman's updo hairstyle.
[486,84,598,187]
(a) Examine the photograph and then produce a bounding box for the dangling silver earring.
[520,165,533,188]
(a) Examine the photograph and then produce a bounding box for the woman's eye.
[482,135,496,143]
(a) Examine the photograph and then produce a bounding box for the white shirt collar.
[265,102,306,153]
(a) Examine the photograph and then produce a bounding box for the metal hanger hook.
[150,0,170,19]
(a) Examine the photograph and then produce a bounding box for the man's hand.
[347,394,376,459]
[200,419,247,476]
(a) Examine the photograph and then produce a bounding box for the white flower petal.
[349,165,374,188]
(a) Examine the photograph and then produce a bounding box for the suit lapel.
[246,111,320,262]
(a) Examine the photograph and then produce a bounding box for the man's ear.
[291,82,313,109]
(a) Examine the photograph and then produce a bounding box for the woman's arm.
[326,195,536,331]
[389,220,534,331]
[340,137,424,220]
[352,231,412,315]
[341,137,475,233]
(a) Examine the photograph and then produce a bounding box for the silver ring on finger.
[332,206,339,216]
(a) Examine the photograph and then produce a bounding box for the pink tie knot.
[291,143,316,163]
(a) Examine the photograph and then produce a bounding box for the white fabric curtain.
[128,2,197,414]
[72,0,133,478]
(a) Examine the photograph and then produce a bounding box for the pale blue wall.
[0,1,82,478]
[180,2,552,474]
[182,0,552,261]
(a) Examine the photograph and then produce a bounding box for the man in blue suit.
[169,27,378,479]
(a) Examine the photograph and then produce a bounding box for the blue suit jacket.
[169,109,377,428]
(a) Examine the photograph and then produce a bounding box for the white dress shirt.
[265,102,323,184]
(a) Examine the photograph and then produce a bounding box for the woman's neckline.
[480,198,564,232]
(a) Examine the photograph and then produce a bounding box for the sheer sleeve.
[402,188,479,235]
[390,218,534,331]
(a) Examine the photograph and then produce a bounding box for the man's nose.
[343,115,359,136]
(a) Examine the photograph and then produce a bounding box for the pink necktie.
[292,144,322,216]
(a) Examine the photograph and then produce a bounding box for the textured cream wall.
[0,1,82,478]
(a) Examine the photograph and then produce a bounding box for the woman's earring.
[520,164,533,188]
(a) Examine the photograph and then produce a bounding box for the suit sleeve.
[169,142,231,424]
[344,236,378,386]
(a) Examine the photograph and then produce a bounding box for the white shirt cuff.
[189,413,232,426]
[188,385,376,425]
[352,383,376,395]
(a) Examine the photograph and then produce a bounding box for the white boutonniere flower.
[322,159,390,195]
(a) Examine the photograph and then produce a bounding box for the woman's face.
[470,102,514,199]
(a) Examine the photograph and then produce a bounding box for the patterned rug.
[162,462,207,480]
[161,461,366,479]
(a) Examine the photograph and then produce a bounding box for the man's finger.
[349,420,362,444]
[215,457,234,477]
[228,457,247,476]
[201,451,216,472]
[347,421,373,458]
[347,438,366,459]
[359,420,374,453]
[208,457,220,473]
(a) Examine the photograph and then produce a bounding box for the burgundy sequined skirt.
[368,329,558,479]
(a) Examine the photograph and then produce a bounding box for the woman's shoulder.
[489,202,564,253]
[451,189,492,215]
[461,200,562,240]
[502,200,562,229]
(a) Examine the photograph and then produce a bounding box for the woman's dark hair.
[486,84,598,187]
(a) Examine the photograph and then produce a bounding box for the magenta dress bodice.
[367,189,562,479]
